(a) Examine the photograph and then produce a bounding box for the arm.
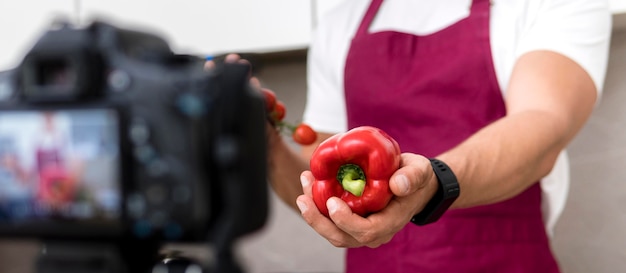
[441,50,597,208]
[273,14,349,210]
[267,127,333,210]
[439,0,613,207]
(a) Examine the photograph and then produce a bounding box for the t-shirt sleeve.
[516,0,612,94]
[302,26,348,134]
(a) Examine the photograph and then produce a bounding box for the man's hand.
[204,53,262,89]
[205,54,286,144]
[296,153,439,248]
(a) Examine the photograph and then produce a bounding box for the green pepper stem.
[338,164,366,197]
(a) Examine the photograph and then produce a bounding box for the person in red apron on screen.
[211,0,611,271]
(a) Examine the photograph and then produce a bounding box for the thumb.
[390,174,412,197]
[389,154,433,197]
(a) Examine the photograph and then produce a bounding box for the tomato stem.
[337,164,366,197]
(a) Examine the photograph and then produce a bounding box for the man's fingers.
[300,171,314,196]
[298,172,400,248]
[204,60,215,71]
[204,53,239,68]
[225,53,240,63]
[326,198,384,245]
[250,77,262,90]
[237,59,251,66]
[296,195,361,248]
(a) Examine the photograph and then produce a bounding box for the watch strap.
[410,158,460,226]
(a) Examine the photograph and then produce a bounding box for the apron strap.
[355,0,384,37]
[471,0,492,15]
[356,0,491,38]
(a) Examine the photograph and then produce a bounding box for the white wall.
[0,0,75,70]
[79,0,311,55]
[2,0,625,71]
[0,0,311,70]
[610,0,626,14]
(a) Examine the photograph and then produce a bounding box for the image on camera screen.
[0,109,120,223]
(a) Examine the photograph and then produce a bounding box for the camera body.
[0,22,268,244]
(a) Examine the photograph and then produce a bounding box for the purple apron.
[343,0,560,272]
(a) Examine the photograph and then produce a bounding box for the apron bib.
[343,0,560,272]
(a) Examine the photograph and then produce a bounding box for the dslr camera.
[0,21,268,273]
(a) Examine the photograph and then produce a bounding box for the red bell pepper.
[310,126,401,217]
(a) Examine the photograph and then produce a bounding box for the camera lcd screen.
[0,109,120,223]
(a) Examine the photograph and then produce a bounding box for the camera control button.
[129,120,150,144]
[147,159,170,177]
[176,93,206,118]
[134,145,157,164]
[108,70,132,92]
[127,194,147,218]
[215,136,239,167]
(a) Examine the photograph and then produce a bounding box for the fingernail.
[296,200,308,213]
[327,198,338,214]
[225,54,239,62]
[203,61,215,70]
[396,175,409,195]
[250,77,261,88]
[300,175,310,188]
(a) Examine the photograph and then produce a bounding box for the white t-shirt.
[303,0,612,236]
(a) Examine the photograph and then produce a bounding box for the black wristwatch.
[410,158,460,226]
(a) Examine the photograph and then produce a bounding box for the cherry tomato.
[292,123,317,145]
[261,88,277,112]
[273,101,286,122]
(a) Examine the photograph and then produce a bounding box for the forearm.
[440,50,597,209]
[267,131,310,210]
[440,110,570,208]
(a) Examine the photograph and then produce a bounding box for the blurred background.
[1,0,626,272]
